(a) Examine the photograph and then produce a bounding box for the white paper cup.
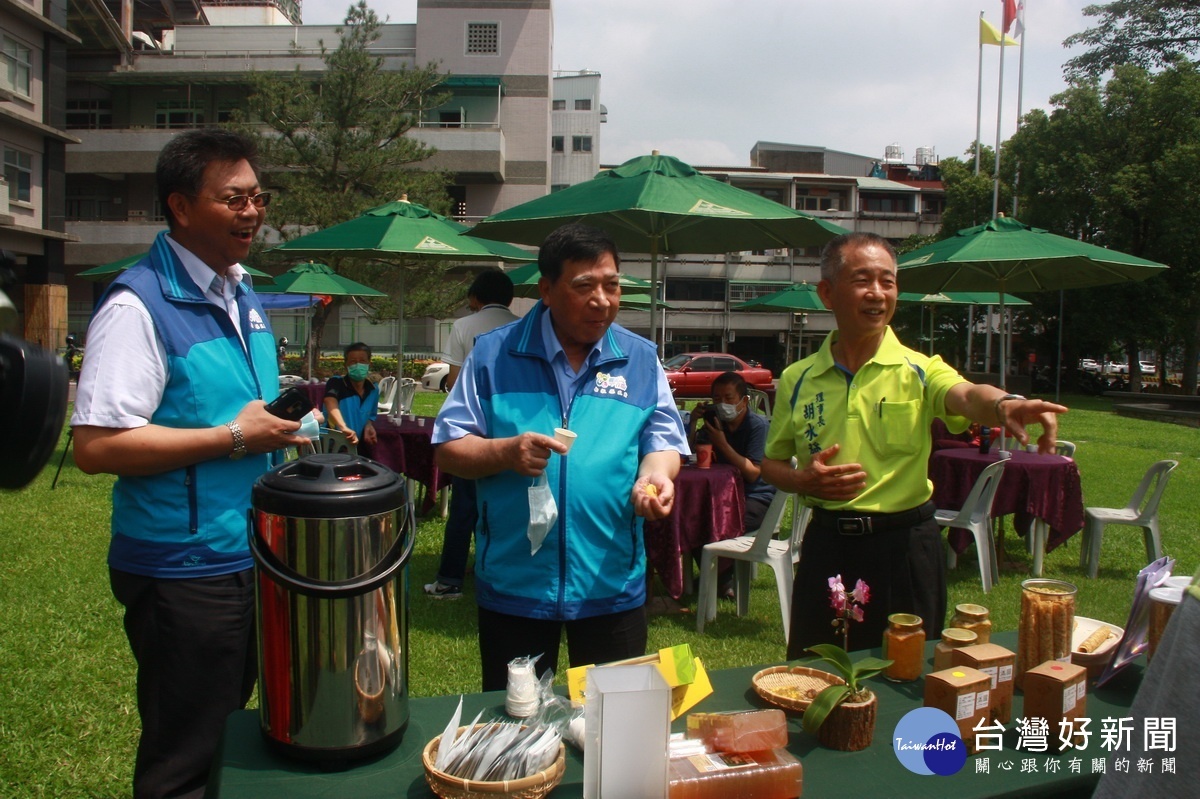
[554,427,577,452]
[417,417,426,427]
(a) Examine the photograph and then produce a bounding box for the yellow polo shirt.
[765,327,970,512]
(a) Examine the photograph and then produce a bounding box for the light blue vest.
[103,232,279,578]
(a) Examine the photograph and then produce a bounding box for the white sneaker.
[423,580,462,599]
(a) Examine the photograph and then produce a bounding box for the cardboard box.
[1022,661,1088,749]
[924,666,991,754]
[951,643,1016,723]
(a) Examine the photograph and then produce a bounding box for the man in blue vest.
[71,129,310,799]
[434,223,689,691]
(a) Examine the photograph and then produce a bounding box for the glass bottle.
[1015,578,1077,690]
[933,627,978,670]
[882,613,925,682]
[950,603,992,644]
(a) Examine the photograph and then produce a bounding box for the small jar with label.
[933,627,978,670]
[882,613,925,682]
[950,603,992,644]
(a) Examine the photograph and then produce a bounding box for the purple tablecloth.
[644,463,745,599]
[297,381,326,410]
[929,448,1085,555]
[361,417,450,511]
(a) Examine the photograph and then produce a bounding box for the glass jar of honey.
[882,613,925,682]
[950,603,992,644]
[933,627,978,670]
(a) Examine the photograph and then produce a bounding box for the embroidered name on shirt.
[593,371,629,397]
[803,391,826,454]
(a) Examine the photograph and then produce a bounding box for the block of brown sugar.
[924,666,991,754]
[1022,661,1087,749]
[685,709,788,754]
[952,643,1016,724]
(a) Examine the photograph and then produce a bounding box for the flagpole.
[991,28,1007,219]
[976,11,985,175]
[1012,0,1027,216]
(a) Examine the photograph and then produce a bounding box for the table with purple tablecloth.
[644,463,745,599]
[361,416,450,512]
[295,380,326,410]
[929,448,1085,575]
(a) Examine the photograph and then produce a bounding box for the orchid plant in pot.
[800,575,892,751]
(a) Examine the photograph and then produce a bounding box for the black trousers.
[786,514,945,660]
[478,605,648,692]
[110,568,257,799]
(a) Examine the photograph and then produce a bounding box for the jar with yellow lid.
[933,628,978,670]
[950,603,992,644]
[882,613,925,682]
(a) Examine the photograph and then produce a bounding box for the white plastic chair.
[935,458,1008,593]
[1080,460,1178,579]
[1025,440,1077,457]
[747,389,771,417]
[318,427,357,455]
[375,376,398,414]
[696,491,795,642]
[390,378,418,418]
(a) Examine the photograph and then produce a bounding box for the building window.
[861,195,909,213]
[439,111,462,128]
[3,36,32,97]
[155,100,205,129]
[551,184,568,193]
[797,196,839,212]
[572,136,592,153]
[3,147,32,203]
[466,22,499,55]
[574,99,591,111]
[552,99,565,111]
[551,136,564,153]
[66,99,113,130]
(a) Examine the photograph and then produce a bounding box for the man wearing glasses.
[72,129,309,799]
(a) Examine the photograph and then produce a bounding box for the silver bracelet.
[993,393,1025,425]
[225,421,247,460]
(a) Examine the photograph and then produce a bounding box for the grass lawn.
[1,391,1196,797]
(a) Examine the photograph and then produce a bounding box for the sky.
[297,0,1094,168]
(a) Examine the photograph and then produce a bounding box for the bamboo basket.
[422,726,566,799]
[752,665,845,712]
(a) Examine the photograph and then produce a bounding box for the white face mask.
[527,474,558,555]
[715,401,741,422]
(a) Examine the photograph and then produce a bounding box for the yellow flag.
[980,17,1018,46]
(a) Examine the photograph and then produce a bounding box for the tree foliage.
[234,2,475,353]
[1064,1,1200,79]
[1005,61,1200,391]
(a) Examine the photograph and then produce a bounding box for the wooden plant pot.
[816,690,877,752]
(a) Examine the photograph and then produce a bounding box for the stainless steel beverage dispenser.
[250,453,413,762]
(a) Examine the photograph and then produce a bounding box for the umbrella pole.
[1055,289,1064,404]
[649,239,662,358]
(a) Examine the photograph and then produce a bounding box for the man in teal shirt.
[762,232,1067,657]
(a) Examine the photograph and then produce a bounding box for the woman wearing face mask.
[686,371,778,597]
[323,341,379,447]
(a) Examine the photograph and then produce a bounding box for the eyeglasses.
[193,192,272,212]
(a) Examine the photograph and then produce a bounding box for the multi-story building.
[550,69,602,190]
[1,0,80,350]
[52,0,552,352]
[612,141,944,374]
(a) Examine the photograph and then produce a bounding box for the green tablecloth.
[206,631,1144,798]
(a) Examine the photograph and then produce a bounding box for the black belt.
[810,501,936,536]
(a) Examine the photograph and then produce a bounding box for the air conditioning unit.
[727,252,744,263]
[128,210,146,220]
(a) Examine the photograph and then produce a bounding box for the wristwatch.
[226,421,247,460]
[993,393,1026,424]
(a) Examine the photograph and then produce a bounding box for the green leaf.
[804,644,853,680]
[801,684,850,735]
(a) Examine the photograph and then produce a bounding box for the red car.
[662,352,774,399]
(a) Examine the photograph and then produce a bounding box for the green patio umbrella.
[504,261,653,299]
[731,282,828,313]
[897,216,1168,388]
[470,152,849,354]
[259,261,386,377]
[269,197,535,263]
[897,292,1031,356]
[78,253,272,280]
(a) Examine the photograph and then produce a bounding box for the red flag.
[1002,0,1018,32]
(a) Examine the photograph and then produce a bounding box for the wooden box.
[952,643,1016,723]
[924,666,991,754]
[1022,661,1087,749]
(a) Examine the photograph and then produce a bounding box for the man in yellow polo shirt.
[762,232,1067,658]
